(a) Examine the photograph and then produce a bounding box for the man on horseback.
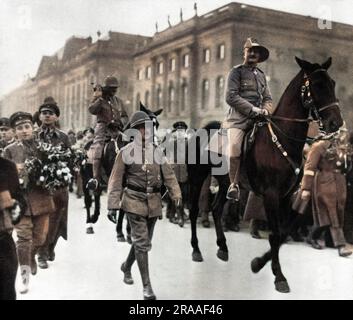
[223,38,273,201]
[87,75,128,190]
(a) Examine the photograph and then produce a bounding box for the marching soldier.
[87,76,128,190]
[0,117,15,156]
[36,97,71,269]
[223,38,273,201]
[107,111,182,300]
[4,112,55,293]
[301,135,352,257]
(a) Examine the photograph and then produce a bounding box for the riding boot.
[250,219,262,239]
[227,157,241,201]
[19,265,30,294]
[135,251,156,300]
[121,246,135,285]
[338,245,352,257]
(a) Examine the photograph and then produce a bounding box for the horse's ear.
[154,108,163,116]
[295,56,314,72]
[139,102,147,112]
[322,57,332,70]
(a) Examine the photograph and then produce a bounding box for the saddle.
[241,121,265,163]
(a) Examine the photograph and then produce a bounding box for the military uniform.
[108,111,181,300]
[165,124,188,224]
[3,140,54,273]
[222,38,273,202]
[0,117,15,157]
[88,76,128,183]
[35,100,71,266]
[302,139,351,256]
[0,158,19,300]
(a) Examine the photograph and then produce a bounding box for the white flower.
[19,178,24,185]
[56,170,62,176]
[39,176,45,182]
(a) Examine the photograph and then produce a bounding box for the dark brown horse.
[246,57,342,292]
[187,56,343,293]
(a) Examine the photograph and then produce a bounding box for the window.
[168,84,175,113]
[135,93,140,111]
[169,58,176,72]
[157,61,164,75]
[215,76,224,108]
[201,79,209,109]
[137,69,143,80]
[144,91,150,106]
[156,85,162,108]
[217,44,225,60]
[183,54,190,68]
[181,81,188,112]
[203,48,210,63]
[145,66,151,79]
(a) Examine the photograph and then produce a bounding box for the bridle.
[269,68,339,125]
[260,68,340,177]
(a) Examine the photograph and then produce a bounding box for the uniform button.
[147,181,150,184]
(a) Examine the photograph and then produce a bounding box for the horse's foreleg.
[190,183,203,262]
[91,192,101,224]
[84,191,92,223]
[211,178,228,261]
[265,193,290,293]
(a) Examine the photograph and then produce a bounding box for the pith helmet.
[103,76,119,88]
[130,111,151,129]
[244,38,269,63]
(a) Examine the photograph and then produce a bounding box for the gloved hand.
[301,190,311,201]
[107,209,118,224]
[251,107,268,119]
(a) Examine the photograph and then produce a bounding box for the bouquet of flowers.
[23,141,73,193]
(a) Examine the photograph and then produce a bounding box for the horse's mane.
[273,70,304,115]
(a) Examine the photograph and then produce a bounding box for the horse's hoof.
[192,252,203,262]
[86,227,94,234]
[275,281,290,293]
[117,235,126,242]
[251,258,263,273]
[217,249,229,262]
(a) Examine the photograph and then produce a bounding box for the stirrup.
[226,183,240,202]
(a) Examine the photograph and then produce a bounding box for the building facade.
[133,2,353,129]
[0,31,150,131]
[1,2,353,130]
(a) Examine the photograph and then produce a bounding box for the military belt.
[127,184,161,194]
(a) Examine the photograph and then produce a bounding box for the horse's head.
[139,102,163,130]
[295,57,343,133]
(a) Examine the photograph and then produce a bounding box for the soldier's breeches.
[227,128,245,158]
[15,214,49,265]
[0,232,18,300]
[127,213,157,253]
